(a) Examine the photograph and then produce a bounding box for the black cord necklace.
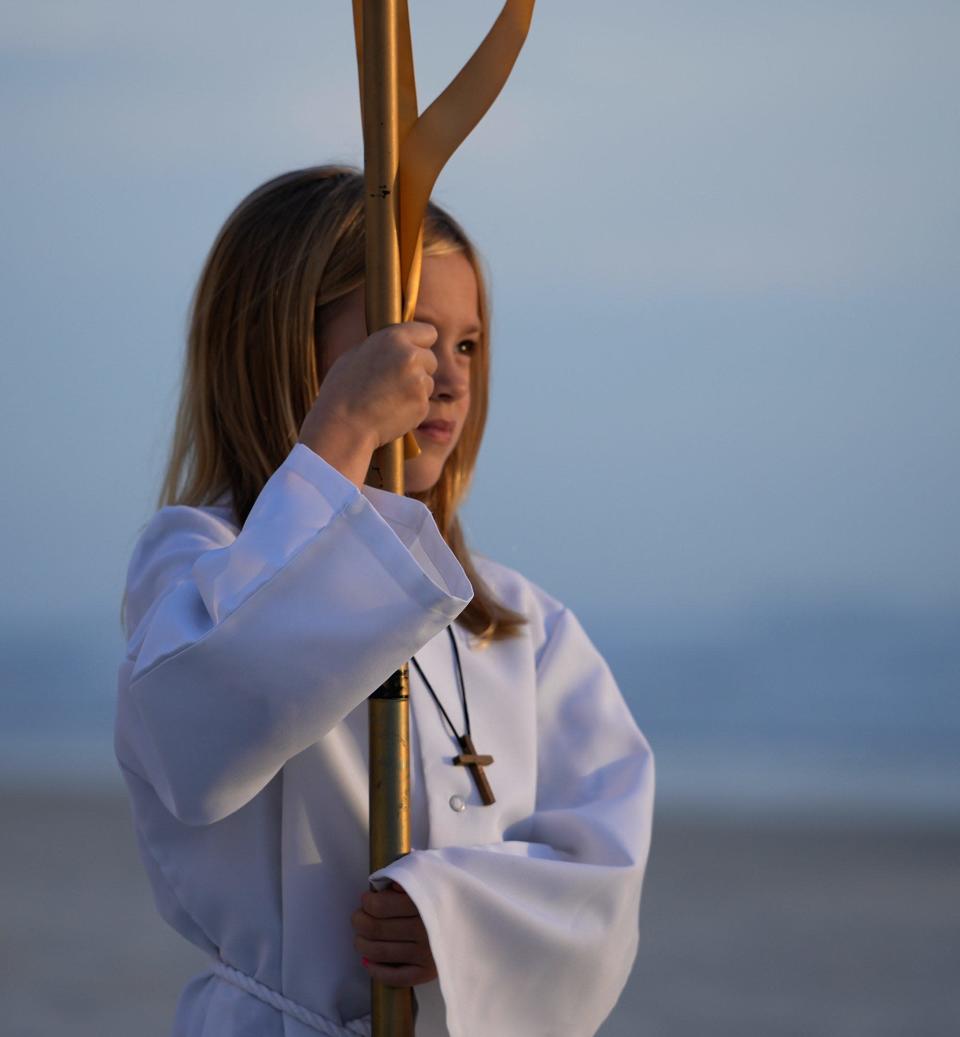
[410,625,496,806]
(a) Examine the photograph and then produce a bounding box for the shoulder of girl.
[470,551,566,622]
[130,503,238,572]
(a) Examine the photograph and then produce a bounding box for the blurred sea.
[2,597,958,819]
[3,599,958,1037]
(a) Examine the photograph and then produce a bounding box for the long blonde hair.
[153,164,526,643]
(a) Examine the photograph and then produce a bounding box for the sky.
[1,2,958,799]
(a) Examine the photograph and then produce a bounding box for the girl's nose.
[431,343,470,400]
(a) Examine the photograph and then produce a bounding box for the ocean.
[2,598,958,819]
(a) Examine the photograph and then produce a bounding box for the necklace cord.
[409,626,470,743]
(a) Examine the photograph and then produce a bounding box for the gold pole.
[362,2,415,1034]
[353,3,537,1033]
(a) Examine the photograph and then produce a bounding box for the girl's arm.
[114,442,472,826]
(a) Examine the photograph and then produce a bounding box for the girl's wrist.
[298,413,377,489]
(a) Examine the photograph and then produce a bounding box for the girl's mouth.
[416,422,454,443]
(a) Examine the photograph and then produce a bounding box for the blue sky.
[1,3,958,790]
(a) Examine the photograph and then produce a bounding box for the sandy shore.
[2,784,956,1037]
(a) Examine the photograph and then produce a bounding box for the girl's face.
[318,250,479,493]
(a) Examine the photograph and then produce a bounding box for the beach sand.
[2,785,956,1036]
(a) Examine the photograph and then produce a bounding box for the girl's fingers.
[360,889,417,918]
[403,321,439,349]
[361,959,438,989]
[354,884,437,988]
[350,909,427,943]
[353,934,431,968]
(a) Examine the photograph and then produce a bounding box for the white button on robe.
[114,443,655,1037]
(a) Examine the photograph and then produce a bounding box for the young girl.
[115,165,655,1037]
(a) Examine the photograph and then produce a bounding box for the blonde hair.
[151,164,527,643]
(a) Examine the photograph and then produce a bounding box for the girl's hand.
[351,880,438,988]
[298,321,438,487]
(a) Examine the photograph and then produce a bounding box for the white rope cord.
[210,958,372,1037]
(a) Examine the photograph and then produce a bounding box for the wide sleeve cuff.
[117,442,474,826]
[186,443,472,631]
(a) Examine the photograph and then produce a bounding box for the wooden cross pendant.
[453,733,496,805]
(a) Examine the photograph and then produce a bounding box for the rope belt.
[209,958,372,1037]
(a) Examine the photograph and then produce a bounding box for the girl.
[115,165,655,1037]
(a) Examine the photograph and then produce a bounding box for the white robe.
[114,442,655,1037]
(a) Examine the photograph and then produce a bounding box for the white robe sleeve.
[370,605,655,1037]
[114,443,473,826]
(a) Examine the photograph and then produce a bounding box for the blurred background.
[2,1,957,1034]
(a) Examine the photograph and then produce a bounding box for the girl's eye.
[457,340,478,356]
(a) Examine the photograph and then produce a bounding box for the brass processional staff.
[351,1,535,1032]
